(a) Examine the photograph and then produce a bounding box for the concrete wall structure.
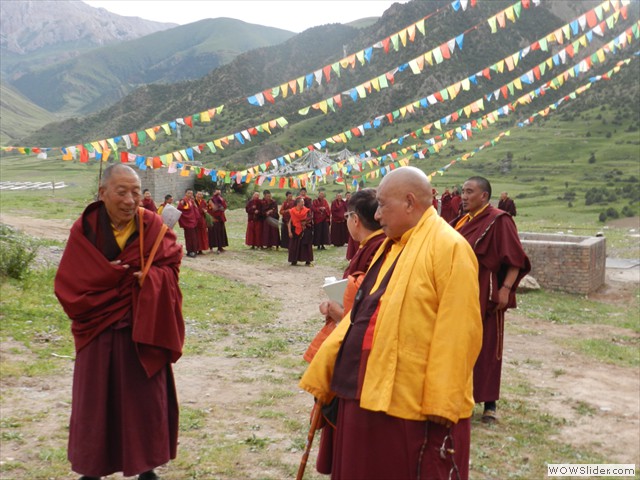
[519,233,606,295]
[139,169,194,204]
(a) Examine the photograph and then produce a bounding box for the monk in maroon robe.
[260,190,280,249]
[498,191,517,216]
[279,191,295,249]
[330,193,349,247]
[177,189,199,258]
[312,189,331,250]
[54,164,184,480]
[245,192,263,249]
[440,187,455,222]
[207,189,228,252]
[308,188,386,474]
[141,189,157,213]
[453,176,530,423]
[288,197,313,265]
[194,191,208,254]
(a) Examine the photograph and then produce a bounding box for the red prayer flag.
[152,157,162,169]
[382,37,390,53]
[263,90,275,104]
[184,116,193,128]
[79,146,88,163]
[440,43,450,59]
[323,65,332,83]
[130,132,139,147]
[120,151,128,163]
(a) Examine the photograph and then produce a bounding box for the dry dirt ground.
[0,213,638,479]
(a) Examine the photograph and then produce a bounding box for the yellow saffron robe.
[299,207,482,423]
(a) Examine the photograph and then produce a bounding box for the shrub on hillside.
[0,225,38,280]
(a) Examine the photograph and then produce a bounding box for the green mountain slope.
[0,83,57,146]
[10,18,295,117]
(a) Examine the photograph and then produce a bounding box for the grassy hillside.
[0,83,58,146]
[10,18,294,117]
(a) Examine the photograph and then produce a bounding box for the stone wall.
[138,169,194,204]
[519,233,606,295]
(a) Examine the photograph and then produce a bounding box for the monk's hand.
[319,301,330,315]
[110,260,129,269]
[427,415,453,428]
[496,286,510,310]
[326,302,344,323]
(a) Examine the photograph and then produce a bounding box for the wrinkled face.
[374,181,411,241]
[99,169,141,228]
[461,180,488,214]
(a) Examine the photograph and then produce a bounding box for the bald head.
[100,163,139,187]
[374,166,433,240]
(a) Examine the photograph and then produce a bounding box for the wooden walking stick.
[296,401,323,480]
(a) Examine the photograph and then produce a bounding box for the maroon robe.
[279,199,295,249]
[245,198,263,247]
[177,197,199,255]
[141,197,157,213]
[330,199,349,246]
[55,202,184,477]
[312,198,331,247]
[450,194,462,218]
[453,205,531,402]
[195,198,208,252]
[440,192,455,222]
[329,246,470,479]
[261,198,280,247]
[498,197,517,216]
[345,234,358,260]
[207,195,229,250]
[315,230,386,474]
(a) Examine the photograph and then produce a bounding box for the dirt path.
[1,213,639,475]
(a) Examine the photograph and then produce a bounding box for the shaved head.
[374,167,434,240]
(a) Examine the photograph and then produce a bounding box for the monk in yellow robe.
[300,166,482,479]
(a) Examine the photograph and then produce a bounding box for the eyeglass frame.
[344,211,357,220]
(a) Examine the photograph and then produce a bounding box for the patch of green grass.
[180,406,208,432]
[572,400,598,417]
[568,337,640,368]
[516,289,639,333]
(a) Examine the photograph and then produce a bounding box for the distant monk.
[177,189,198,258]
[194,191,208,254]
[279,191,295,249]
[498,191,517,217]
[245,192,263,249]
[261,190,280,249]
[440,187,456,222]
[157,194,173,216]
[453,176,530,424]
[55,164,184,480]
[330,193,348,247]
[312,189,331,250]
[141,189,157,213]
[288,197,313,266]
[207,189,228,253]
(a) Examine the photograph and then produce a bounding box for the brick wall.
[519,233,606,295]
[139,169,195,204]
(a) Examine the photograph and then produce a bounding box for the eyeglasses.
[345,211,357,220]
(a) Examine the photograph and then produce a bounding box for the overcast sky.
[83,0,410,33]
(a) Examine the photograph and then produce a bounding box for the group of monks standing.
[140,188,229,258]
[244,187,357,264]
